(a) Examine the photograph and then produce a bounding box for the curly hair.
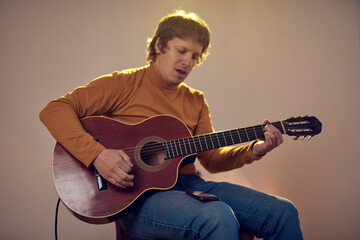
[147,10,211,65]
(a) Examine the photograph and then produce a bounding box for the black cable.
[55,198,61,240]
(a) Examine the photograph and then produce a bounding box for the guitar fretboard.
[163,121,285,159]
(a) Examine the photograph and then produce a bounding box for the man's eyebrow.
[175,45,187,49]
[176,45,201,55]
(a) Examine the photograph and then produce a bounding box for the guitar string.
[127,127,312,164]
[117,124,276,163]
[117,122,283,154]
[118,120,314,165]
[118,125,269,155]
[116,123,272,153]
[113,119,316,163]
[95,119,311,159]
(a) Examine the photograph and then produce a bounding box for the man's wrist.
[251,140,266,157]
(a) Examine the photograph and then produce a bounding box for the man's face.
[154,37,203,86]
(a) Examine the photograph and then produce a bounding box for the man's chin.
[168,76,185,85]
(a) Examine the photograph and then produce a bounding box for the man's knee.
[197,201,239,237]
[275,197,300,220]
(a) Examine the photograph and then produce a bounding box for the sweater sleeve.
[194,96,262,173]
[39,73,124,167]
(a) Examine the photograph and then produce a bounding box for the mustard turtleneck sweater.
[39,63,261,174]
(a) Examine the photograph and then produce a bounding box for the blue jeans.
[120,174,303,240]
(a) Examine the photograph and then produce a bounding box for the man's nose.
[182,53,193,67]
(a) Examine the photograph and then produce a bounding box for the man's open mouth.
[176,68,187,76]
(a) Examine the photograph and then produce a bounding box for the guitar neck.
[163,121,285,159]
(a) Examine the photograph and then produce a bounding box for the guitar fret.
[196,136,202,152]
[222,132,228,146]
[247,127,256,140]
[275,122,285,134]
[170,141,175,158]
[182,139,189,155]
[181,139,185,155]
[244,128,250,141]
[209,134,216,149]
[209,133,218,148]
[181,139,186,155]
[169,142,174,158]
[200,135,207,151]
[231,129,240,144]
[196,136,201,151]
[173,140,179,157]
[162,142,167,159]
[164,142,169,158]
[189,139,194,154]
[163,142,172,159]
[177,139,183,156]
[170,140,175,157]
[236,129,242,143]
[204,135,209,150]
[167,141,172,158]
[185,139,191,155]
[253,126,258,139]
[228,130,235,144]
[226,131,233,145]
[216,133,221,147]
[180,139,185,155]
[189,137,197,153]
[238,128,246,142]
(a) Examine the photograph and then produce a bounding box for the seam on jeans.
[127,215,202,240]
[126,231,152,240]
[225,204,240,229]
[237,213,274,236]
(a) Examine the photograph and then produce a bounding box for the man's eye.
[177,50,186,54]
[192,55,200,62]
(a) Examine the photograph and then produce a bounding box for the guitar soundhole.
[140,141,166,167]
[134,136,171,172]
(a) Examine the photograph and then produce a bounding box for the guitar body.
[53,115,192,224]
[53,114,322,224]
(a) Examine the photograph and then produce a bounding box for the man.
[40,10,303,239]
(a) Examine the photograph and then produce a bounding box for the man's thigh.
[120,189,238,239]
[178,174,297,237]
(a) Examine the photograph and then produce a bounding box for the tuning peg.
[300,136,306,141]
[307,135,313,140]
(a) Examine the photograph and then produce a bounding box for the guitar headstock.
[283,116,322,140]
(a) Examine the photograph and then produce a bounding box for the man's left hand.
[252,119,284,156]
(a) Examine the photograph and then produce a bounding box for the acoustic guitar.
[53,115,322,223]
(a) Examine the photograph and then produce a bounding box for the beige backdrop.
[1,0,359,239]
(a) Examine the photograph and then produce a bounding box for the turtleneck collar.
[147,63,180,91]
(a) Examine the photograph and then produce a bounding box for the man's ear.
[155,37,161,54]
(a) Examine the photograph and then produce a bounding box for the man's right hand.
[92,149,134,188]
